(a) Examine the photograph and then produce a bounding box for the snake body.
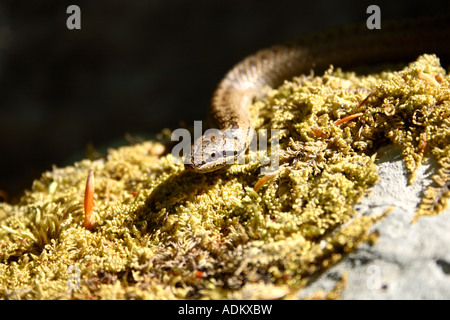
[184,15,450,173]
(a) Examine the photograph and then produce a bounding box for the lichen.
[0,54,448,299]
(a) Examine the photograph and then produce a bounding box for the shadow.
[374,144,404,165]
[130,169,225,234]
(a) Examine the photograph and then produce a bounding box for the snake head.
[184,127,251,173]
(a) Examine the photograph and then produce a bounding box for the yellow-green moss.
[0,55,448,299]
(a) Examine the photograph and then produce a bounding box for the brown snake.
[184,15,450,173]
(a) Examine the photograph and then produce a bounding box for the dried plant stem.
[84,168,95,230]
[334,113,364,126]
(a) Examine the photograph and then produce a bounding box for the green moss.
[0,55,449,299]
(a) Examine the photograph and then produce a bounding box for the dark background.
[0,0,449,201]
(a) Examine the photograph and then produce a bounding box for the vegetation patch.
[0,55,448,299]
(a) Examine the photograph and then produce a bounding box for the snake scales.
[184,15,450,173]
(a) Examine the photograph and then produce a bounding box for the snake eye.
[211,152,216,158]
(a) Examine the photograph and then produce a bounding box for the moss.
[0,55,449,299]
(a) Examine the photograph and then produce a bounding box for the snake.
[184,15,450,173]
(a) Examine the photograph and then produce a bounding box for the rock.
[298,144,450,299]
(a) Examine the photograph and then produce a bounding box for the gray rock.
[298,144,450,299]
